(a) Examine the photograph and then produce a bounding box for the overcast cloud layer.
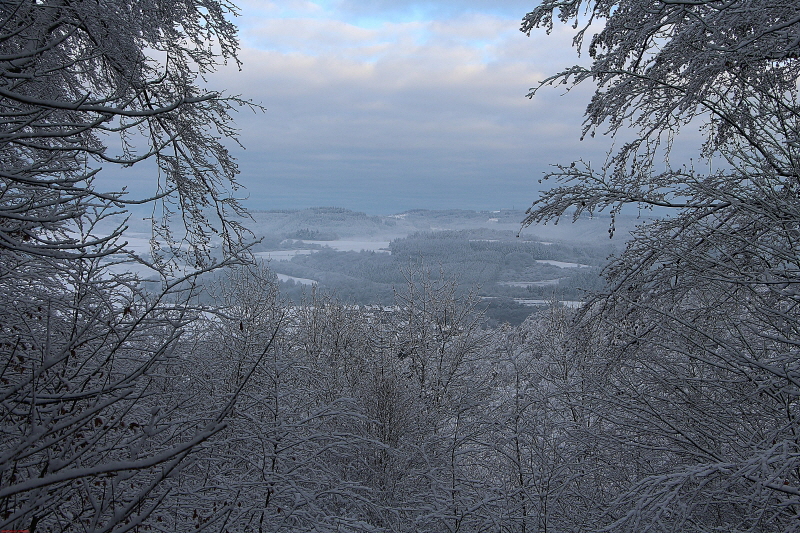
[201,2,612,213]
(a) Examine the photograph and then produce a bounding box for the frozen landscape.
[4,0,799,531]
[227,208,634,323]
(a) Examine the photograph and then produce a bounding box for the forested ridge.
[265,227,611,320]
[2,0,800,532]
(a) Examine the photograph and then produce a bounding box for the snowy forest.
[2,0,800,532]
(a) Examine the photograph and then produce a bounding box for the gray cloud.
[334,0,536,20]
[199,6,615,213]
[94,3,707,218]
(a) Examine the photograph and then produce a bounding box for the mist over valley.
[226,207,647,325]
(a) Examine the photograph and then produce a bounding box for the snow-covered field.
[255,250,315,261]
[535,260,591,268]
[499,279,561,288]
[276,273,317,286]
[514,299,584,308]
[299,240,391,253]
[255,240,391,263]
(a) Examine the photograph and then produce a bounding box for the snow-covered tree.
[0,0,251,264]
[0,1,256,531]
[522,0,800,226]
[0,249,233,531]
[522,0,800,530]
[389,267,498,533]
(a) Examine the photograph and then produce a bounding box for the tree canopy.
[522,0,800,225]
[522,0,800,530]
[0,1,257,531]
[0,0,252,265]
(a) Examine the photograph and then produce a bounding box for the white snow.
[498,279,561,288]
[275,273,317,286]
[535,260,591,268]
[255,250,315,261]
[514,299,584,308]
[299,240,391,253]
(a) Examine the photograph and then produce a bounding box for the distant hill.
[246,207,656,242]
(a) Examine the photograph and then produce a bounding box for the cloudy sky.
[203,0,607,214]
